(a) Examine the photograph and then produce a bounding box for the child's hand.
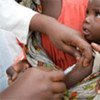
[6,60,31,85]
[6,66,18,85]
[65,56,94,88]
[96,79,100,94]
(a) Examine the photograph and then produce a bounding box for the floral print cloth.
[26,32,100,100]
[64,73,99,100]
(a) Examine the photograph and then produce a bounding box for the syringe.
[64,64,76,75]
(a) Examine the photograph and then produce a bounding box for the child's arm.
[65,58,93,89]
[6,66,18,85]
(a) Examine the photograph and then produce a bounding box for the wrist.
[30,14,57,35]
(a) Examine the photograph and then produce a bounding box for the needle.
[64,64,76,75]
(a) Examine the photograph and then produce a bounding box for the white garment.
[0,0,37,92]
[0,30,13,92]
[0,30,23,92]
[0,0,37,44]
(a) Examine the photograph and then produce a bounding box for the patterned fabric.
[26,33,57,69]
[20,0,34,8]
[64,52,100,100]
[64,73,99,100]
[26,31,100,100]
[20,0,41,11]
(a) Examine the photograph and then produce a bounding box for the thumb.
[12,73,18,81]
[91,43,100,52]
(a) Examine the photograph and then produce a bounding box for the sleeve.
[0,0,38,44]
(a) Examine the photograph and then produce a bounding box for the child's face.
[83,0,100,44]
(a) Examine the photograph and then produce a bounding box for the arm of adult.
[0,0,37,44]
[30,14,93,67]
[0,0,92,67]
[0,68,66,100]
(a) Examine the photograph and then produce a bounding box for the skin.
[39,0,62,19]
[64,0,100,92]
[0,0,94,99]
[30,13,93,67]
[6,60,31,85]
[31,0,93,88]
[6,58,93,89]
[1,68,66,100]
[91,43,100,52]
[65,57,93,88]
[83,0,100,44]
[7,0,94,89]
[83,0,100,93]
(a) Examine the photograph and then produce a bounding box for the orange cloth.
[41,0,89,70]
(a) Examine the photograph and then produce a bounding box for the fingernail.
[97,90,100,94]
[91,43,97,46]
[76,57,80,61]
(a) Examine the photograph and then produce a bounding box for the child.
[64,0,100,99]
[6,0,99,98]
[82,0,100,97]
[33,2,100,97]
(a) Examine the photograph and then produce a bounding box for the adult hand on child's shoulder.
[91,43,100,52]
